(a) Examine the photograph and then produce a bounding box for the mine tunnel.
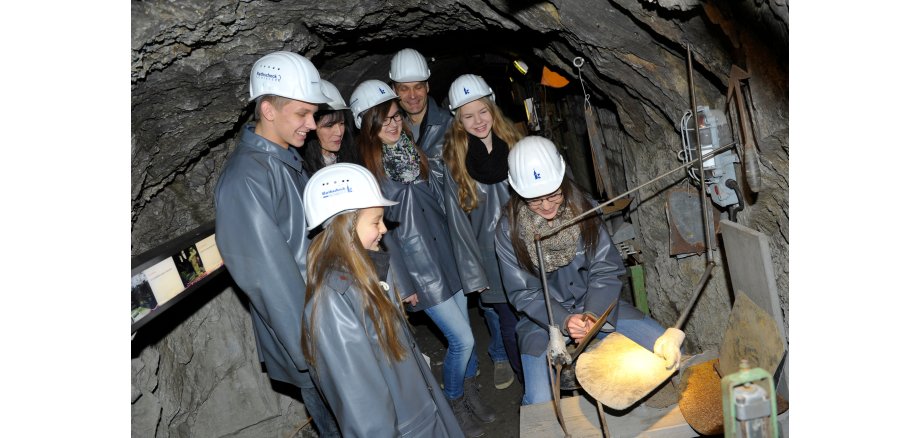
[131,1,788,436]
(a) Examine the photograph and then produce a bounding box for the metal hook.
[573,57,590,109]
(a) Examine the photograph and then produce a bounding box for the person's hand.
[653,327,685,370]
[402,293,419,306]
[566,313,596,343]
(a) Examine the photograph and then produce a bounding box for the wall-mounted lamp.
[513,59,529,75]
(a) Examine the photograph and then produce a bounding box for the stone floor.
[406,300,524,438]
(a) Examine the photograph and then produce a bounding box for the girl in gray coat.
[442,74,525,388]
[496,136,668,405]
[301,163,463,438]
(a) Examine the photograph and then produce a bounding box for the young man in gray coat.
[214,51,340,436]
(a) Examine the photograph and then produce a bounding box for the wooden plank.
[719,220,789,399]
[520,395,697,438]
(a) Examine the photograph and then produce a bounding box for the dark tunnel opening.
[307,30,613,201]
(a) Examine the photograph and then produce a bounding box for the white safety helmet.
[320,80,348,110]
[389,48,431,83]
[349,79,399,129]
[303,163,398,230]
[249,51,330,104]
[507,136,567,199]
[448,74,495,114]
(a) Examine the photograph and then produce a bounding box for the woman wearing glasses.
[350,79,494,438]
[495,136,667,406]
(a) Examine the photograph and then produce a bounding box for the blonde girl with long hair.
[300,163,463,438]
[442,74,525,389]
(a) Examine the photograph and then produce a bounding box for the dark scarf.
[465,133,509,184]
[366,249,391,283]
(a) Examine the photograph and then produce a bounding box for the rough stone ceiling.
[131,0,787,251]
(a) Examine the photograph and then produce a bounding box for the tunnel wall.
[131,1,788,436]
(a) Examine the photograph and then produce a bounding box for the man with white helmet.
[389,48,453,183]
[214,51,341,436]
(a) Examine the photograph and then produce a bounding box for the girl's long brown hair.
[443,97,523,213]
[505,177,601,277]
[356,100,429,182]
[301,211,407,365]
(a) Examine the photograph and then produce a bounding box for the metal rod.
[687,43,715,263]
[675,261,715,329]
[540,142,736,238]
[535,237,557,328]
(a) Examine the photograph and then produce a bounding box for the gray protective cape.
[214,124,315,387]
[304,252,464,438]
[494,209,646,356]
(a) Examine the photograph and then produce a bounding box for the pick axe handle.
[570,295,619,361]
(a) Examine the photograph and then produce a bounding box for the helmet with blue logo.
[508,136,566,198]
[303,163,398,230]
[447,74,495,114]
[349,79,399,129]
[249,51,330,104]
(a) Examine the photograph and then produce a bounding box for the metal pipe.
[687,43,715,263]
[675,261,715,329]
[535,237,557,329]
[540,142,736,238]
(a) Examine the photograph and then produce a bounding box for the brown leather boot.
[463,378,497,424]
[449,396,485,438]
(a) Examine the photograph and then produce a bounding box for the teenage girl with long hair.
[442,74,524,389]
[300,163,463,438]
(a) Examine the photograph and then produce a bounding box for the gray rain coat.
[414,97,452,185]
[214,124,314,388]
[379,168,465,312]
[444,172,513,304]
[305,253,463,438]
[495,213,645,356]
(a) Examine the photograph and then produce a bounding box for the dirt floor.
[406,300,525,438]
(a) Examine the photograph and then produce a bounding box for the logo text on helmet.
[378,87,386,94]
[256,72,282,82]
[321,184,354,198]
[533,170,541,180]
[463,87,470,95]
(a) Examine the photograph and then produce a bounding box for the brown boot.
[463,378,497,424]
[449,396,485,438]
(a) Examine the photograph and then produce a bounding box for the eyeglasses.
[382,112,402,127]
[525,189,563,208]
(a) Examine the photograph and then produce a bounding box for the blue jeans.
[300,385,341,437]
[520,314,666,405]
[481,303,509,362]
[425,290,478,400]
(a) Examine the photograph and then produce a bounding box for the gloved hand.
[548,325,572,366]
[653,327,685,370]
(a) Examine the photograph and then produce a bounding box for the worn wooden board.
[576,333,676,410]
[520,395,697,438]
[719,220,789,399]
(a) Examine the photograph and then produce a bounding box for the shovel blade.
[575,333,676,410]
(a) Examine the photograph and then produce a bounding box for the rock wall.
[131,0,788,435]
